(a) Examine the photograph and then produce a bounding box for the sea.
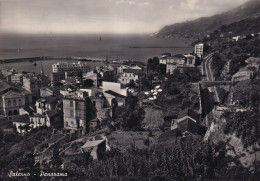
[0,33,194,76]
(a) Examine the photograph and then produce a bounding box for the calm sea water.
[0,33,194,76]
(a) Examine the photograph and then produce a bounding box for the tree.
[147,57,159,72]
[211,52,225,79]
[126,79,135,88]
[50,146,62,170]
[83,79,94,87]
[140,77,151,91]
[115,106,144,130]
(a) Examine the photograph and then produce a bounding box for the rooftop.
[105,90,126,98]
[81,140,105,148]
[12,115,30,124]
[178,109,198,122]
[37,96,58,104]
[123,69,142,74]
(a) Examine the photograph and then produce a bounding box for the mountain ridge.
[157,0,260,38]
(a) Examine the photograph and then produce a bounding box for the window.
[93,101,96,106]
[8,100,11,107]
[70,110,74,117]
[70,101,73,107]
[19,99,22,106]
[13,110,18,115]
[65,122,68,127]
[8,111,13,115]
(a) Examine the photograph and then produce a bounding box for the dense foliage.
[224,109,260,148]
[232,80,260,108]
[211,53,225,79]
[113,96,144,131]
[152,69,200,111]
[147,57,166,75]
[66,137,260,180]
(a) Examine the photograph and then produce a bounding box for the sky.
[0,0,250,34]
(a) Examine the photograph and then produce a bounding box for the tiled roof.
[0,80,31,96]
[12,115,30,124]
[2,90,24,98]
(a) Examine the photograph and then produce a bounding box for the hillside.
[157,0,260,38]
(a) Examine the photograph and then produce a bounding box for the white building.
[232,36,241,42]
[159,53,171,64]
[118,69,142,85]
[102,81,128,107]
[52,62,90,73]
[195,43,204,58]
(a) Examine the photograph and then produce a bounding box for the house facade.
[63,91,92,134]
[0,80,32,116]
[118,69,142,85]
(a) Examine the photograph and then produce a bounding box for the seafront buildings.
[51,62,90,86]
[52,62,90,73]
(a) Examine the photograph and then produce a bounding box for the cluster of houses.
[0,61,147,135]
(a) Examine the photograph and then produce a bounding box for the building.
[30,114,48,128]
[159,53,171,64]
[166,55,186,74]
[40,87,61,98]
[52,62,90,73]
[232,71,253,82]
[79,87,104,111]
[36,96,59,115]
[102,81,128,107]
[81,139,106,160]
[83,70,99,87]
[0,80,32,116]
[51,72,66,86]
[10,73,23,85]
[194,43,204,58]
[183,55,196,67]
[232,36,241,42]
[51,62,90,86]
[12,115,31,133]
[96,66,117,82]
[1,69,16,81]
[170,109,203,136]
[165,54,196,74]
[63,91,93,134]
[23,74,49,98]
[118,68,143,85]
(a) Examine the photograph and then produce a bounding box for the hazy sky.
[0,0,249,34]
